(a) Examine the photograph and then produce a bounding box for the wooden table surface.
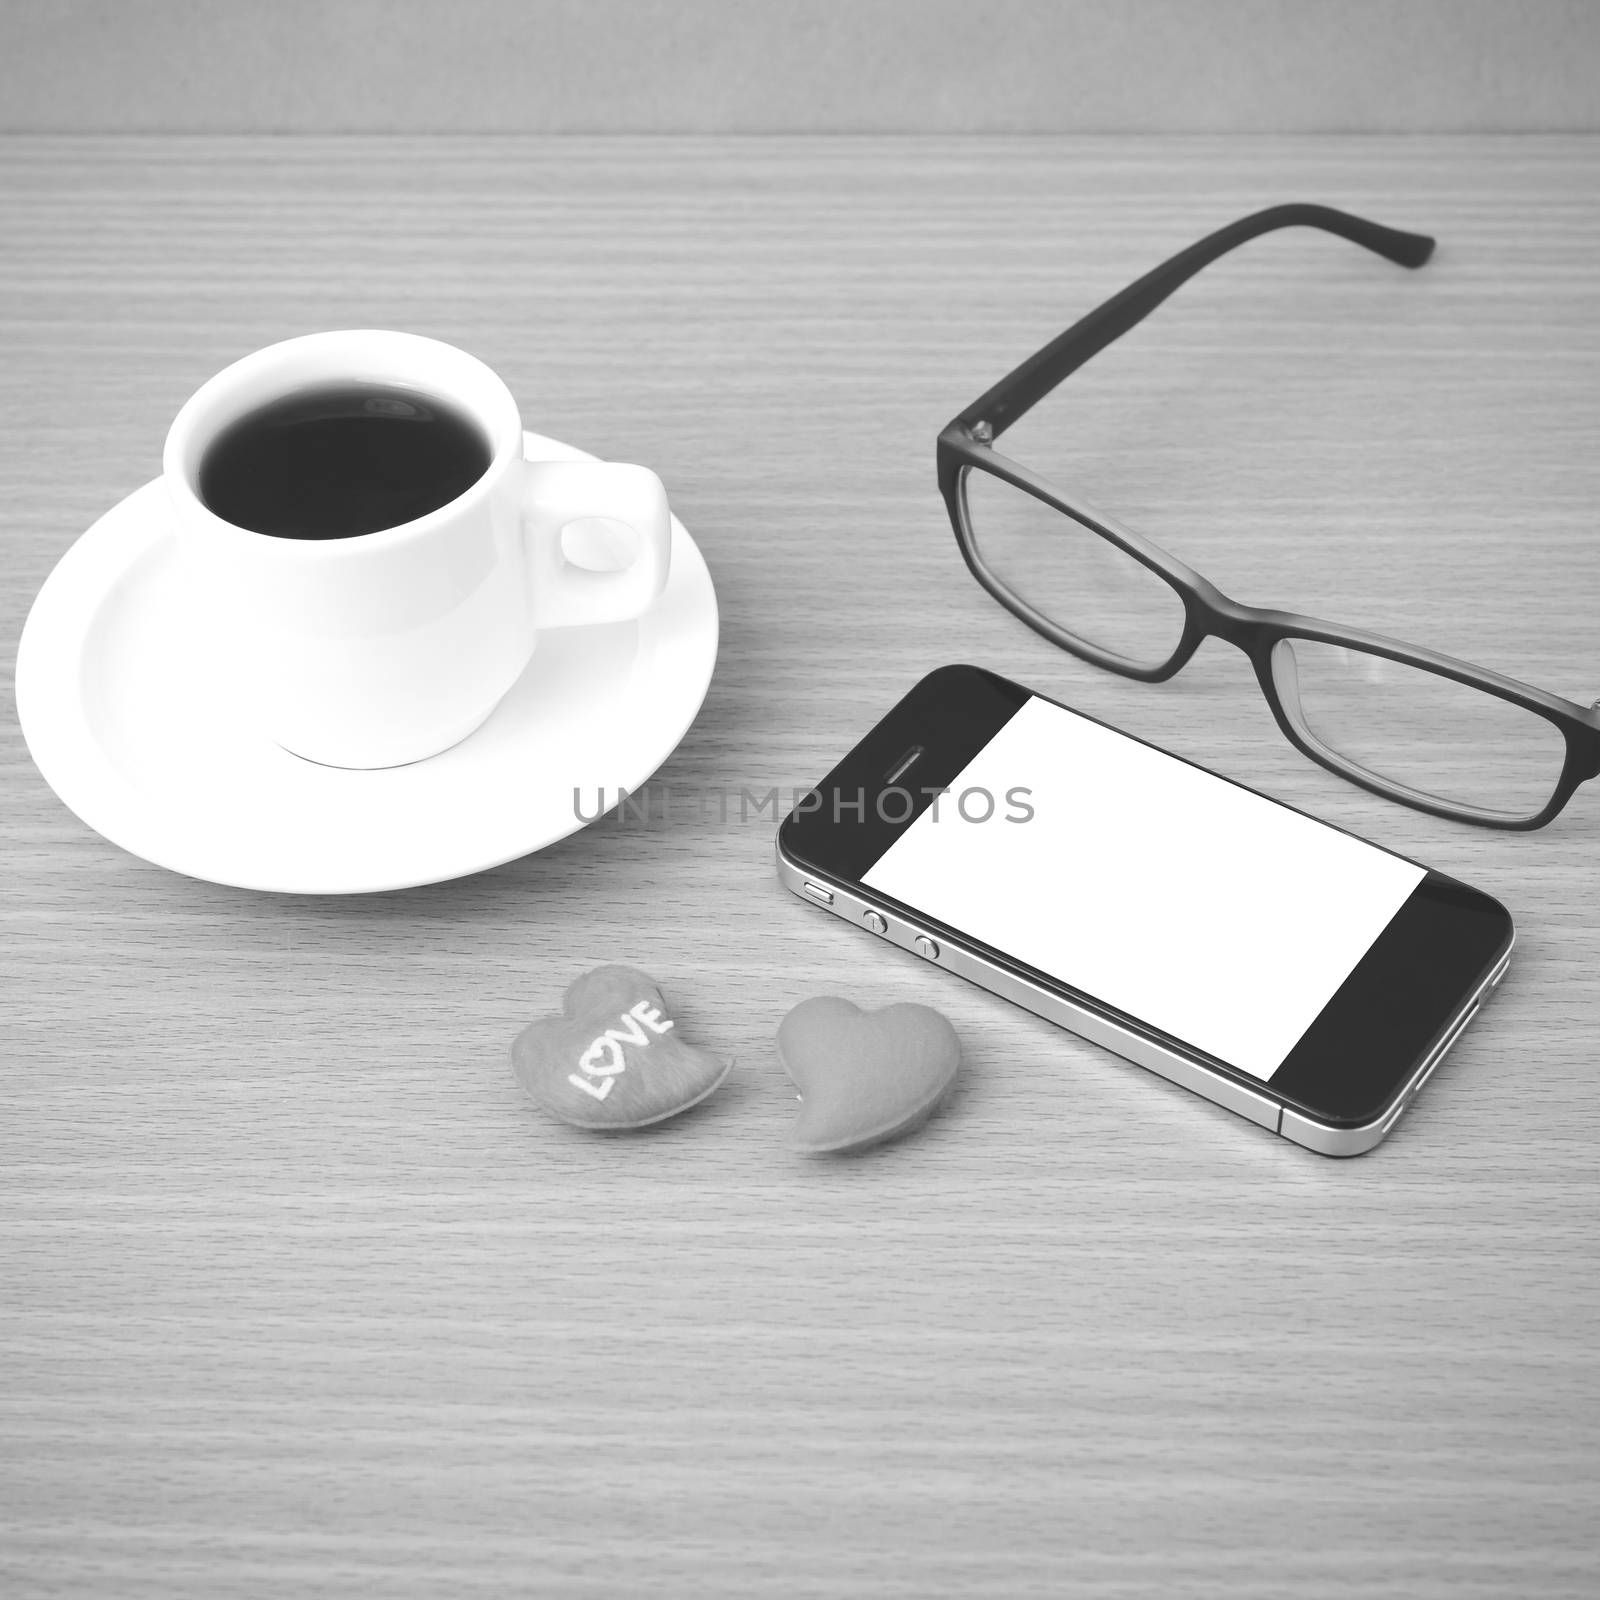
[3,136,1598,1598]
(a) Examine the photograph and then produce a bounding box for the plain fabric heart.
[777,997,961,1154]
[512,965,730,1129]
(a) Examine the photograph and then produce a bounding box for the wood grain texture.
[2,136,1598,1598]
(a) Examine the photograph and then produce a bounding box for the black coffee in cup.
[198,383,492,539]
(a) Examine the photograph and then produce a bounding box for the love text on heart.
[568,1001,676,1100]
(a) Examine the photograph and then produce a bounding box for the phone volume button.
[863,911,887,934]
[915,935,940,960]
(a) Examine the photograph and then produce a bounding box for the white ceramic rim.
[17,432,719,894]
[161,329,524,556]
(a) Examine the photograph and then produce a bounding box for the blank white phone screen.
[862,695,1425,1080]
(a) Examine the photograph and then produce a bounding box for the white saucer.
[16,432,719,893]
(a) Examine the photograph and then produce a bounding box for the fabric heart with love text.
[512,964,731,1130]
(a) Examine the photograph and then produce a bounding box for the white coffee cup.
[163,330,671,769]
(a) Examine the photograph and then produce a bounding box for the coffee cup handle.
[521,459,672,629]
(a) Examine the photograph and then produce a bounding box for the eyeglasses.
[938,203,1600,830]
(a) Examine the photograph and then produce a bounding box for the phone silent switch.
[802,881,834,905]
[915,935,940,960]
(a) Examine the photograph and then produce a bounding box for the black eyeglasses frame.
[936,203,1600,831]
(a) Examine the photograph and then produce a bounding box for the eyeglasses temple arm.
[957,203,1435,440]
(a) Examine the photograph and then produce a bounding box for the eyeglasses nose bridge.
[1183,581,1266,658]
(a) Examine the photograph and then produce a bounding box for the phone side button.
[863,911,887,934]
[802,881,834,905]
[915,935,940,960]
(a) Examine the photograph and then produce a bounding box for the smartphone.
[776,665,1513,1156]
